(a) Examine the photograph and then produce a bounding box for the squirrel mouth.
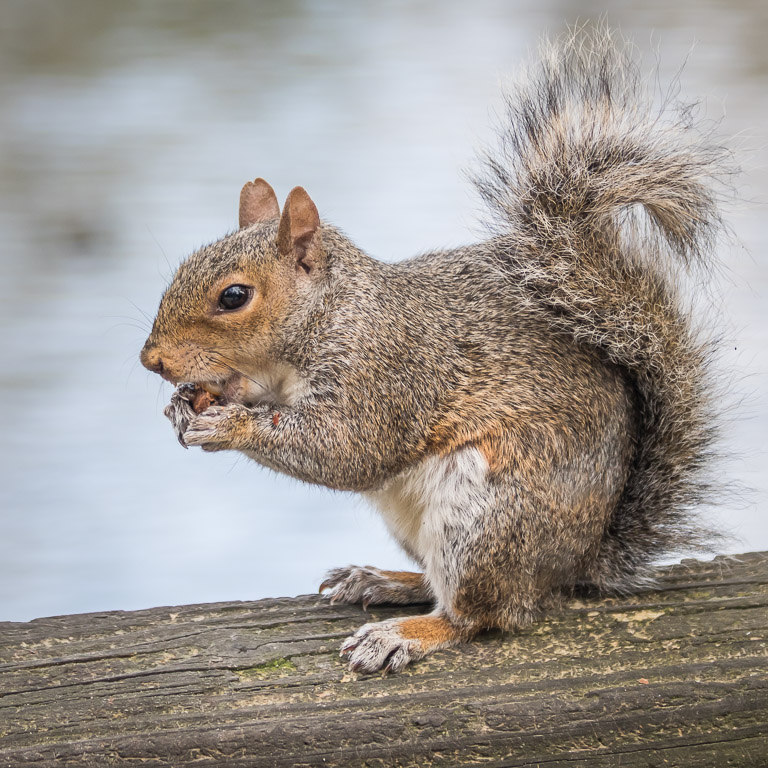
[178,375,249,415]
[174,382,224,415]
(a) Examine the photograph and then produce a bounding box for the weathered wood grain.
[1,552,766,767]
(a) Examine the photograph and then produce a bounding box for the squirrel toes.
[141,28,730,673]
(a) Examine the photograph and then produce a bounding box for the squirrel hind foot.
[340,614,465,674]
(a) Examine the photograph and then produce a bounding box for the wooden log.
[1,552,766,767]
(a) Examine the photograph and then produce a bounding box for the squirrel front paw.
[164,384,197,448]
[183,403,251,452]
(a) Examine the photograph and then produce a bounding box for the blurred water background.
[1,0,766,622]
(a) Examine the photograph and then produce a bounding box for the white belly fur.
[238,360,310,407]
[365,446,489,610]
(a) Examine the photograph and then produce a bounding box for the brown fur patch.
[475,432,508,475]
[397,615,466,649]
[378,570,425,589]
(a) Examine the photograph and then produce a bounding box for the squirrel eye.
[217,284,252,311]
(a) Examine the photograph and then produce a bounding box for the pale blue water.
[1,0,766,621]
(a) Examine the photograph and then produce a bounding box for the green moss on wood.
[234,657,297,679]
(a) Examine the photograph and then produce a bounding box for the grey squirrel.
[141,27,730,673]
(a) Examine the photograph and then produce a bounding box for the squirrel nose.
[140,344,165,376]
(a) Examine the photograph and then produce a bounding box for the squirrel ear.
[277,187,322,274]
[239,178,280,228]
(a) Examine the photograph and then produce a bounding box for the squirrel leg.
[436,432,625,632]
[183,401,421,491]
[341,435,624,673]
[338,483,557,674]
[339,446,492,673]
[319,567,432,608]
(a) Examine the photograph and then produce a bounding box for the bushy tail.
[473,26,733,591]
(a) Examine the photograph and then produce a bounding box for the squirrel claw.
[339,637,359,656]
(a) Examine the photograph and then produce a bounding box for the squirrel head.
[140,178,325,396]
